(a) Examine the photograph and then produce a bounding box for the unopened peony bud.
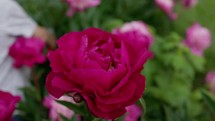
[155,0,177,20]
[183,23,211,56]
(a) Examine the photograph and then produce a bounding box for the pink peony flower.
[43,95,75,121]
[0,90,21,121]
[113,21,153,45]
[124,104,142,121]
[9,37,46,68]
[155,0,177,20]
[182,0,197,8]
[183,23,211,56]
[66,0,100,16]
[46,28,152,119]
[206,71,215,93]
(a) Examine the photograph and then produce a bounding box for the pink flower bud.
[182,0,198,8]
[206,71,215,93]
[113,21,153,45]
[155,0,177,20]
[66,0,100,16]
[124,104,142,121]
[183,23,211,56]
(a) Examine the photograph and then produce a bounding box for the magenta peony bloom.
[155,0,177,20]
[113,21,153,45]
[206,71,215,93]
[0,90,21,121]
[43,95,75,121]
[66,0,100,16]
[46,28,152,119]
[123,104,142,121]
[9,37,46,68]
[182,0,197,8]
[183,23,211,56]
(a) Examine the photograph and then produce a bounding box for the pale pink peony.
[124,104,142,121]
[46,28,152,119]
[113,21,153,45]
[155,0,177,20]
[43,95,75,121]
[9,37,46,68]
[206,71,215,93]
[182,0,198,8]
[0,90,21,121]
[66,0,100,16]
[183,23,211,56]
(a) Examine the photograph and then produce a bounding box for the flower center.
[87,38,121,71]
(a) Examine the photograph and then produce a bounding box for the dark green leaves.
[56,100,86,116]
[202,90,215,114]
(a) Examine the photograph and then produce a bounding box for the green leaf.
[71,115,78,121]
[115,116,125,121]
[187,53,205,72]
[162,33,181,51]
[102,19,124,32]
[59,114,70,121]
[172,53,189,71]
[139,98,146,121]
[56,100,86,115]
[202,90,215,114]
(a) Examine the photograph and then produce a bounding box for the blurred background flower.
[0,91,20,121]
[155,0,177,20]
[43,95,75,121]
[9,37,46,68]
[65,0,100,16]
[182,0,198,8]
[183,23,211,56]
[206,71,215,93]
[113,21,154,45]
[124,104,142,121]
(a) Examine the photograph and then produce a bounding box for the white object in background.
[0,0,37,96]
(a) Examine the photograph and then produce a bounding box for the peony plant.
[46,28,152,120]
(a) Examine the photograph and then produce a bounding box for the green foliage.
[17,87,49,121]
[56,100,86,115]
[174,0,215,71]
[142,32,211,121]
[202,90,215,115]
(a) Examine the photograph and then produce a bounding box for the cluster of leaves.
[142,32,214,121]
[16,0,215,121]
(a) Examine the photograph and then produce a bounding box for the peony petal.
[83,95,126,119]
[57,32,83,51]
[68,69,112,90]
[121,32,150,67]
[48,50,71,73]
[46,72,65,98]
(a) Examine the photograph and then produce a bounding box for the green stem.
[139,97,146,121]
